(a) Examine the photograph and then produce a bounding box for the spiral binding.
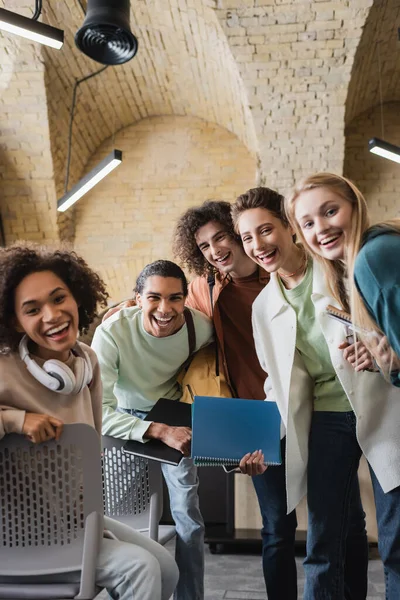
[194,456,281,467]
[194,456,238,467]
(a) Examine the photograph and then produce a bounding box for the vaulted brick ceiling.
[2,0,398,201]
[37,0,257,193]
[346,0,400,126]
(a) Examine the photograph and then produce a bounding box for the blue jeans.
[252,438,368,600]
[305,411,400,600]
[252,439,297,599]
[122,408,204,600]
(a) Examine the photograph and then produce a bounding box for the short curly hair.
[172,200,240,276]
[0,243,109,353]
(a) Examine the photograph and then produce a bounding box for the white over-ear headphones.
[19,335,93,395]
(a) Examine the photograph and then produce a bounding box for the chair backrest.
[0,424,103,589]
[102,436,163,541]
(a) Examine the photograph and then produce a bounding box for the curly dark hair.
[172,200,240,276]
[135,260,188,296]
[0,243,109,352]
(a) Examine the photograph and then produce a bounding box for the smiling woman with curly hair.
[0,242,179,600]
[172,200,240,276]
[0,243,108,352]
[0,243,109,353]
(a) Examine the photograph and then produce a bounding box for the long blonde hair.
[285,173,369,313]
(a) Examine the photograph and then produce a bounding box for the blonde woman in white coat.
[232,187,400,600]
[286,173,400,600]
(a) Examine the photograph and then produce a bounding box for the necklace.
[278,251,307,279]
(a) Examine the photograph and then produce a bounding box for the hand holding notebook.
[191,395,282,467]
[123,398,192,465]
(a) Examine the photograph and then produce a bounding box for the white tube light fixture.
[57,149,122,212]
[0,8,64,49]
[368,137,400,165]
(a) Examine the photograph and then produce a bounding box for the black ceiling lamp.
[57,66,123,212]
[0,0,63,49]
[367,41,400,165]
[75,0,138,65]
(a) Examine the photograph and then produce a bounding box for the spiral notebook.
[191,396,282,467]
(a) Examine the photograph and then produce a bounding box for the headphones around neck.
[19,335,93,395]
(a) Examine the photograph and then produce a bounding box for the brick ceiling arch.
[346,0,400,126]
[38,0,257,195]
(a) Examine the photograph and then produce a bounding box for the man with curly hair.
[172,199,299,600]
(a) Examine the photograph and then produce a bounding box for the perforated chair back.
[0,424,104,599]
[102,436,175,544]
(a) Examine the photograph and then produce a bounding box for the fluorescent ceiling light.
[57,150,122,212]
[368,137,400,165]
[0,8,64,49]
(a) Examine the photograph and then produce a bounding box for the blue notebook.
[191,396,282,467]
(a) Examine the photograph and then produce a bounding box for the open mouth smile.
[44,322,71,340]
[152,315,174,328]
[214,252,230,264]
[256,248,277,263]
[319,233,342,249]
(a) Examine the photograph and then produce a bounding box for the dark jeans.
[252,436,368,600]
[305,411,400,600]
[252,439,297,600]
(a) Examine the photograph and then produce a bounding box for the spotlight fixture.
[0,3,63,49]
[57,149,122,212]
[75,0,138,65]
[368,137,400,165]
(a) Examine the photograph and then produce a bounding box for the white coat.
[252,260,400,514]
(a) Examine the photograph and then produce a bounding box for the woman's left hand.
[238,450,268,476]
[339,341,374,372]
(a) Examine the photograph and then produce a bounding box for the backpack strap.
[207,273,219,377]
[184,307,196,359]
[207,272,215,313]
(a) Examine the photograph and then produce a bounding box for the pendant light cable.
[377,41,385,140]
[32,0,42,21]
[64,65,108,194]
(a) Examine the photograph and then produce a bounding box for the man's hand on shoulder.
[145,422,191,456]
[102,299,136,322]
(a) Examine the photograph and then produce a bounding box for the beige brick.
[345,102,400,223]
[72,116,256,301]
[0,0,383,293]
